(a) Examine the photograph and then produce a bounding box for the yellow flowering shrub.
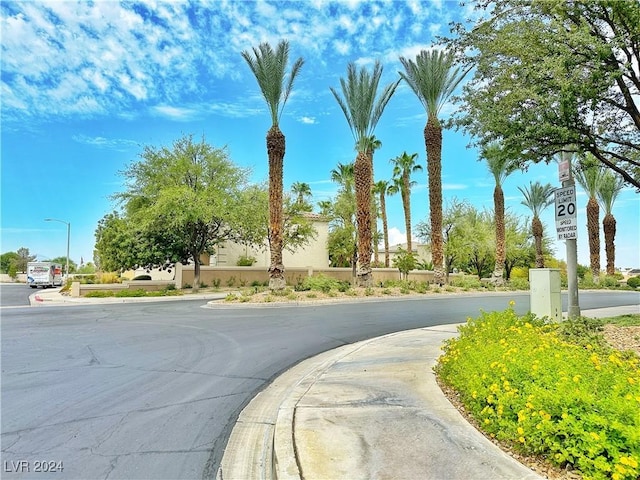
[435,306,640,480]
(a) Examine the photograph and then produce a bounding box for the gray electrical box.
[529,268,562,322]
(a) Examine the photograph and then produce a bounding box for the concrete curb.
[218,325,545,480]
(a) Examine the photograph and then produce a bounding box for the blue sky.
[1,0,638,270]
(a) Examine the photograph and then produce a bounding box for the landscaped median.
[435,305,640,480]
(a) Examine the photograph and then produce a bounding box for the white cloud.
[152,105,200,121]
[72,134,138,150]
[299,116,317,124]
[443,183,468,191]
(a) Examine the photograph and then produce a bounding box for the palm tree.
[399,50,469,285]
[482,142,518,284]
[331,61,400,286]
[597,171,625,276]
[390,151,423,254]
[241,40,304,290]
[330,162,355,194]
[373,179,393,267]
[573,157,604,281]
[518,181,555,268]
[291,181,312,208]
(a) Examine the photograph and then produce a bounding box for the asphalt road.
[1,283,34,307]
[1,290,638,479]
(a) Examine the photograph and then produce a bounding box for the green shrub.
[450,276,484,290]
[84,290,114,298]
[627,276,640,289]
[507,278,530,290]
[301,274,341,293]
[212,278,221,288]
[601,275,621,288]
[436,307,640,480]
[115,289,146,297]
[236,255,256,266]
[183,283,192,289]
[226,276,236,287]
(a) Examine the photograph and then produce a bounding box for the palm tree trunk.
[586,197,600,281]
[493,185,505,284]
[424,117,444,284]
[603,213,616,276]
[402,175,412,254]
[368,152,378,266]
[266,125,286,290]
[380,192,390,268]
[354,151,373,287]
[532,216,545,268]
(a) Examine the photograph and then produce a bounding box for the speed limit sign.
[554,186,577,240]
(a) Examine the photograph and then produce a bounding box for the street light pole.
[44,218,70,282]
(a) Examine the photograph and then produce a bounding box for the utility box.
[529,268,562,322]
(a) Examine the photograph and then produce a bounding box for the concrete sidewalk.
[219,305,639,480]
[26,287,229,306]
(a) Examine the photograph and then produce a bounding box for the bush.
[507,278,530,290]
[436,306,640,480]
[450,276,484,289]
[236,255,256,266]
[627,276,640,289]
[601,275,621,288]
[98,272,121,284]
[115,288,146,297]
[300,274,342,293]
[84,290,114,298]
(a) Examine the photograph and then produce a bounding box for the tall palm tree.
[331,61,400,286]
[390,151,423,254]
[241,40,304,290]
[373,179,393,267]
[291,181,312,207]
[573,157,604,281]
[482,142,518,284]
[399,50,469,285]
[597,171,625,276]
[518,181,555,268]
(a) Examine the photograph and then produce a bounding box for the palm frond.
[597,171,625,214]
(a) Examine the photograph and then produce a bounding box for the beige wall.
[209,218,330,269]
[174,263,444,288]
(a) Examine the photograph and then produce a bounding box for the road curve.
[1,291,638,479]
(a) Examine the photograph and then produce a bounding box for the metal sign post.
[558,151,580,319]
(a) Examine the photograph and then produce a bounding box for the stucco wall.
[174,263,443,288]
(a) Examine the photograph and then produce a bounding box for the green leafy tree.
[331,61,400,286]
[238,184,317,255]
[15,247,36,273]
[399,49,470,284]
[481,142,518,284]
[518,181,555,268]
[417,198,478,282]
[50,257,78,274]
[597,171,626,276]
[326,163,357,270]
[242,40,304,290]
[1,251,20,274]
[390,151,423,254]
[450,0,640,188]
[392,247,417,281]
[503,213,535,280]
[113,135,253,291]
[573,155,605,280]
